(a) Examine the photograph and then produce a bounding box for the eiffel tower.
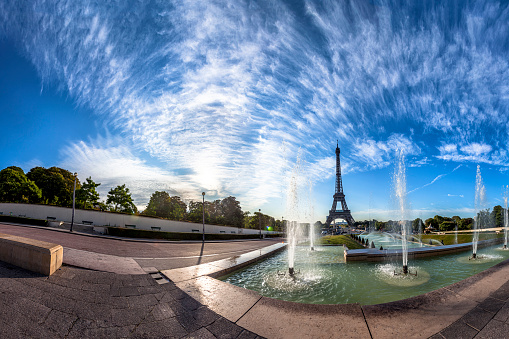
[325,142,355,227]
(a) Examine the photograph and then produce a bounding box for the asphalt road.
[0,222,282,270]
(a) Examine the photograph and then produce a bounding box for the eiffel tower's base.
[326,211,355,227]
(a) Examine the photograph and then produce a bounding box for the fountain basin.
[220,242,509,305]
[161,243,509,339]
[345,238,502,262]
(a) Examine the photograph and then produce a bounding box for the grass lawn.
[420,232,502,245]
[315,235,364,249]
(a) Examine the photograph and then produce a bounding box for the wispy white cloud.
[2,0,509,215]
[59,135,201,209]
[350,134,420,171]
[408,163,463,195]
[437,142,507,165]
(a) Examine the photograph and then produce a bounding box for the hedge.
[0,215,48,227]
[106,227,282,241]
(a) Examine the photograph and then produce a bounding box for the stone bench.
[0,233,63,275]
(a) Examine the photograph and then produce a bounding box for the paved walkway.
[0,223,281,271]
[0,261,260,338]
[0,222,508,338]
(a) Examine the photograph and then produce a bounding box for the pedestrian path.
[0,261,261,338]
[0,221,508,338]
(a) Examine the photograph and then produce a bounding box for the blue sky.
[1,1,509,223]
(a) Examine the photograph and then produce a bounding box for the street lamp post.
[259,208,262,239]
[202,192,205,242]
[70,172,77,232]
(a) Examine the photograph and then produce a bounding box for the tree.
[187,200,205,223]
[106,184,137,214]
[412,218,423,233]
[168,196,187,220]
[0,166,41,203]
[439,221,456,232]
[458,217,473,230]
[221,196,243,227]
[76,177,100,209]
[425,218,438,229]
[144,192,187,221]
[491,205,503,228]
[434,215,445,225]
[452,216,461,225]
[27,166,78,207]
[144,191,172,218]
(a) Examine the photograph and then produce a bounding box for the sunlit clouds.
[2,1,509,217]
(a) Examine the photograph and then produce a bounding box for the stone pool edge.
[160,243,509,339]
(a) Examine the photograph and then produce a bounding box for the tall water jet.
[393,150,409,274]
[307,180,315,251]
[418,218,423,247]
[504,185,508,249]
[454,223,458,244]
[309,224,315,251]
[472,165,486,259]
[287,221,297,275]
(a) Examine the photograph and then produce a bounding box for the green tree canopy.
[144,191,187,220]
[26,166,78,207]
[106,184,137,214]
[491,205,503,228]
[220,196,243,227]
[458,217,473,230]
[439,221,456,231]
[412,218,423,232]
[0,166,41,203]
[187,200,205,223]
[425,217,438,229]
[76,177,101,209]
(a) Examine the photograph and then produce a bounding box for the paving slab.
[439,319,478,339]
[161,263,222,283]
[177,276,262,323]
[64,247,146,274]
[237,297,369,339]
[444,259,509,303]
[475,318,509,339]
[362,286,477,339]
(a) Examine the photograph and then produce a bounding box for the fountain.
[471,165,486,259]
[504,185,508,250]
[419,219,423,247]
[287,221,297,276]
[393,150,414,275]
[220,155,508,305]
[309,225,315,251]
[454,223,458,244]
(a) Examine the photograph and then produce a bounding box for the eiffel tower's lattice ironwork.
[326,142,355,227]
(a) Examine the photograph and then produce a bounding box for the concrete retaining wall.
[0,203,280,235]
[0,233,63,275]
[344,237,503,262]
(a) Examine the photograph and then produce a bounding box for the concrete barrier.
[344,237,503,262]
[0,233,63,275]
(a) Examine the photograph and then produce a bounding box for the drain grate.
[149,271,169,284]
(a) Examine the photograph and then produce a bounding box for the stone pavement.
[0,260,261,338]
[1,221,509,338]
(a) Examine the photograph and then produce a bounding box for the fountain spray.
[308,179,315,251]
[285,154,303,276]
[419,218,423,247]
[472,165,486,259]
[393,150,409,274]
[504,185,508,250]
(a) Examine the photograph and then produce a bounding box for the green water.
[220,245,509,305]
